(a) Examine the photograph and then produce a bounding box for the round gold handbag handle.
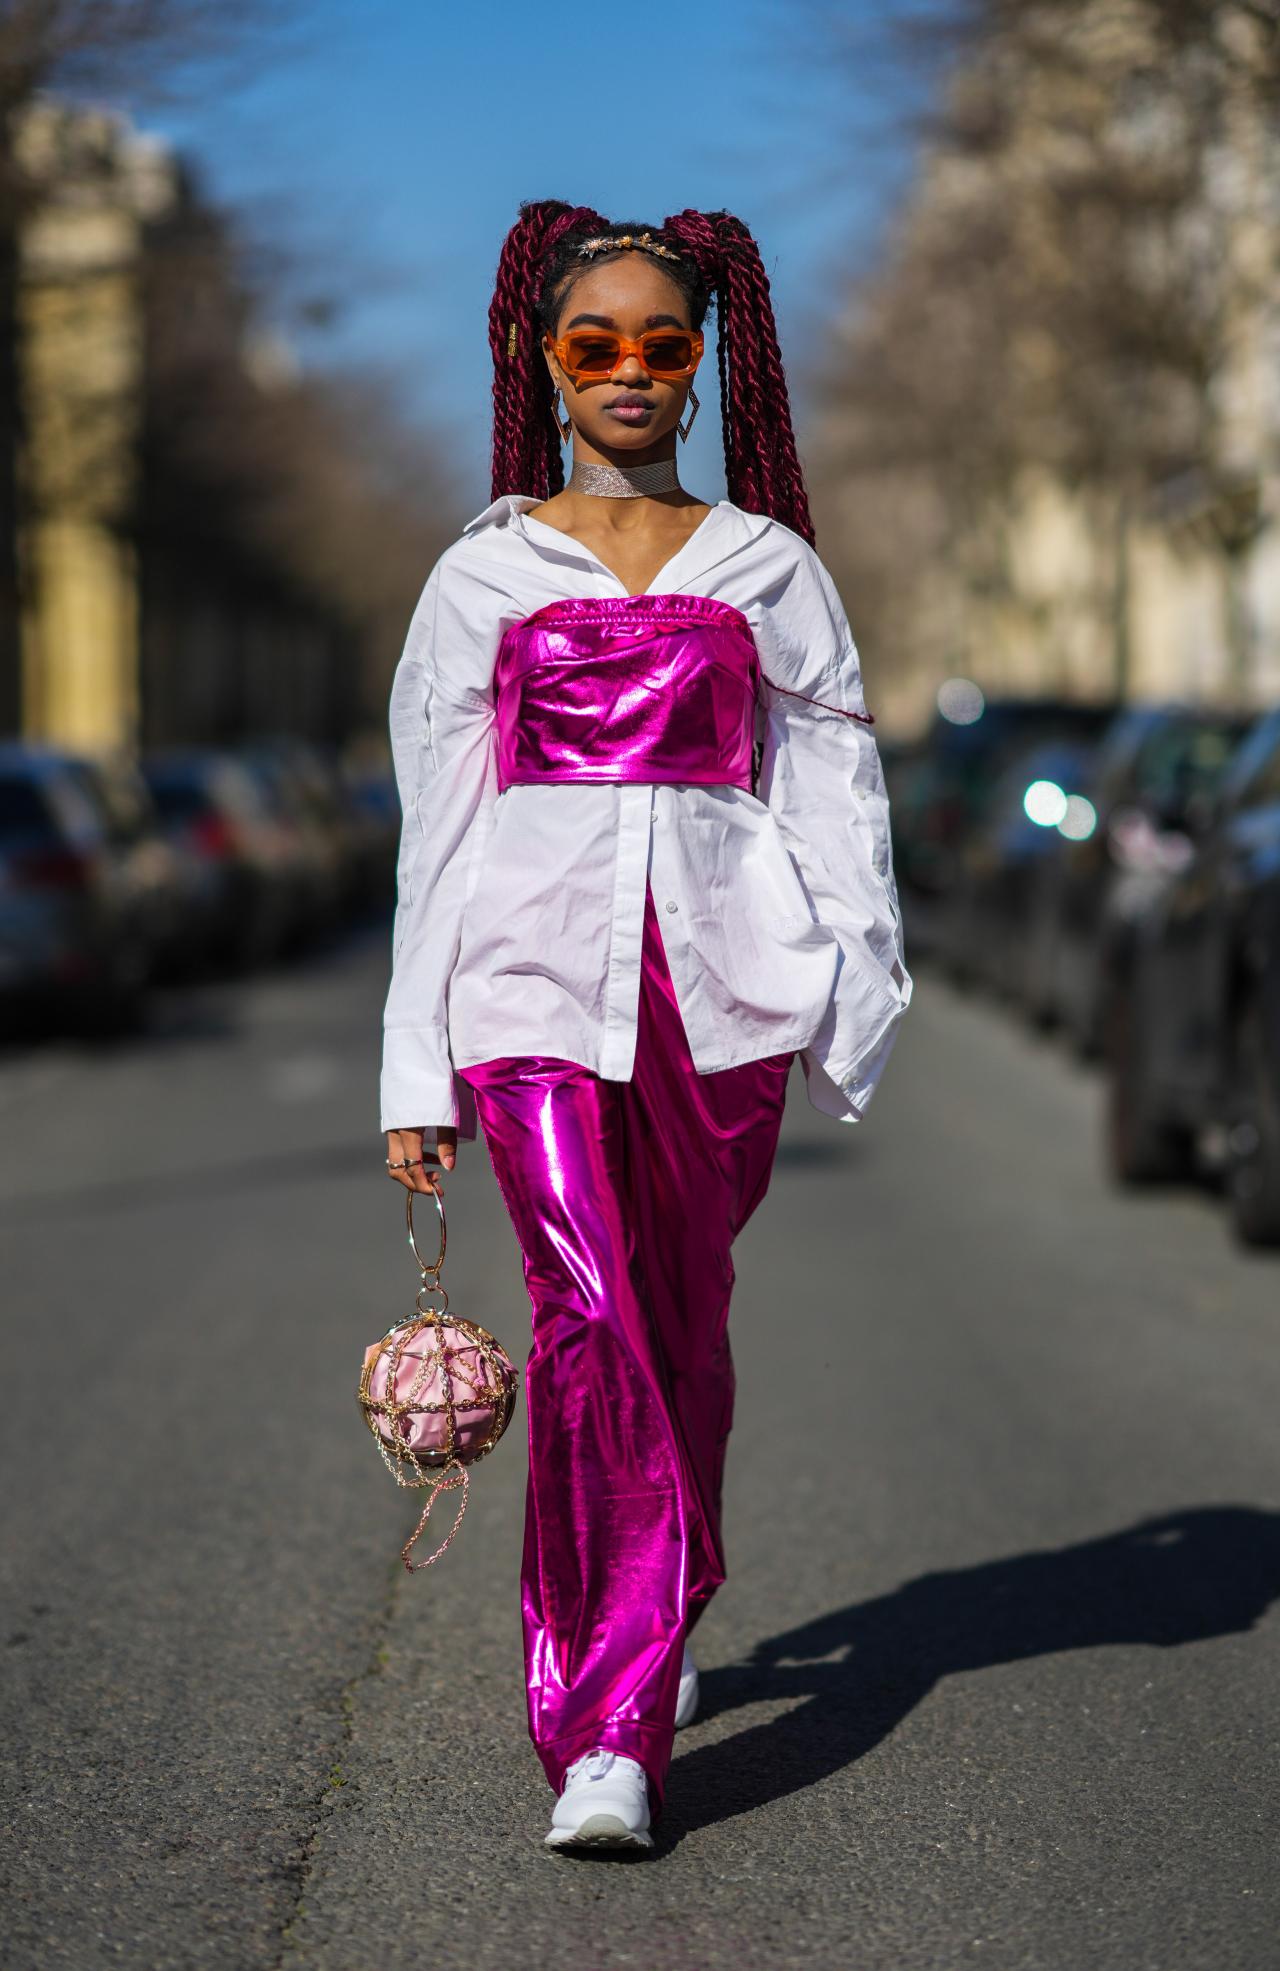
[405,1184,446,1283]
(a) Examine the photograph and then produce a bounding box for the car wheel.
[1226,992,1280,1247]
[1105,977,1194,1184]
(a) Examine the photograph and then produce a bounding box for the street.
[3,929,1280,1971]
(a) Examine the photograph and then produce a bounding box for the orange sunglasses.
[543,326,704,384]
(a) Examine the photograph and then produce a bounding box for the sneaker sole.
[545,1813,654,1851]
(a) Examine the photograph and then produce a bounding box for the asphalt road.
[2,925,1279,1971]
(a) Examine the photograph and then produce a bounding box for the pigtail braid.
[662,208,815,545]
[488,200,608,504]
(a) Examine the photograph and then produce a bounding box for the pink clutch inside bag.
[361,1323,516,1462]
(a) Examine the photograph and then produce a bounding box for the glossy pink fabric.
[493,593,760,793]
[458,881,792,1812]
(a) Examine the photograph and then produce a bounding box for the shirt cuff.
[799,968,912,1123]
[380,1027,479,1140]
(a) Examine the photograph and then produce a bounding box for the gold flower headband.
[506,232,684,358]
[575,231,682,262]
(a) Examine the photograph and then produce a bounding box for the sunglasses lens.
[561,331,698,376]
[642,333,696,374]
[564,333,624,374]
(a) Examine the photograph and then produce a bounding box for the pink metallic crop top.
[494,593,761,794]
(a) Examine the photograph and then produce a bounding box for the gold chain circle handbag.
[357,1186,519,1571]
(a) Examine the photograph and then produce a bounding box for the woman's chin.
[582,428,669,455]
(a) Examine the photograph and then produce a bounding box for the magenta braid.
[488,200,608,504]
[661,209,815,545]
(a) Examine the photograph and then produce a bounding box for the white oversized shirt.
[380,493,911,1139]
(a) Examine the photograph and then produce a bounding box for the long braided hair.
[487,200,815,545]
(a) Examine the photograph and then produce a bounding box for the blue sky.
[153,0,932,510]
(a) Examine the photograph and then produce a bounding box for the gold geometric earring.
[676,387,700,443]
[550,389,572,444]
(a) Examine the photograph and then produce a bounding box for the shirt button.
[665,900,678,914]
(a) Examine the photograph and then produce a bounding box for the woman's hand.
[385,1127,457,1193]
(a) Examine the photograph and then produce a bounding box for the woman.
[380,201,911,1851]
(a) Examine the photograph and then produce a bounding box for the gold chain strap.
[358,1186,517,1570]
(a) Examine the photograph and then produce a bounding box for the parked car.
[61,751,189,995]
[234,740,349,953]
[1023,704,1248,1050]
[284,738,378,917]
[141,748,303,973]
[940,736,1100,996]
[1105,708,1280,1246]
[339,753,400,919]
[0,742,173,1034]
[890,694,1120,909]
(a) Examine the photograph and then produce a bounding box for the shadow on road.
[666,1506,1280,1841]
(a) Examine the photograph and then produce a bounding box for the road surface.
[2,928,1278,1970]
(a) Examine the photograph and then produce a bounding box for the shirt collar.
[461,491,773,593]
[461,493,539,535]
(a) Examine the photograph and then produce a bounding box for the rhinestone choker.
[568,458,681,499]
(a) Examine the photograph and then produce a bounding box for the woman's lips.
[605,404,655,422]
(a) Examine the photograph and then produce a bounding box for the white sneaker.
[545,1748,653,1851]
[674,1642,699,1729]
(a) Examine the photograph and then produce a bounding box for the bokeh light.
[1023,779,1068,827]
[1058,794,1098,841]
[937,677,986,725]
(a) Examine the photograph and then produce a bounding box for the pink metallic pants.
[458,881,793,1812]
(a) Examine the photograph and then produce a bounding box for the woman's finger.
[384,1128,416,1189]
[385,1128,460,1193]
[386,1127,438,1193]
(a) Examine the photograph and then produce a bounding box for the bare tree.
[138,176,459,738]
[804,0,1278,719]
[0,0,297,731]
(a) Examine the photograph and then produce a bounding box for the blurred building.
[14,103,162,754]
[1130,62,1279,709]
[994,45,1279,716]
[812,6,1280,734]
[4,100,368,760]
